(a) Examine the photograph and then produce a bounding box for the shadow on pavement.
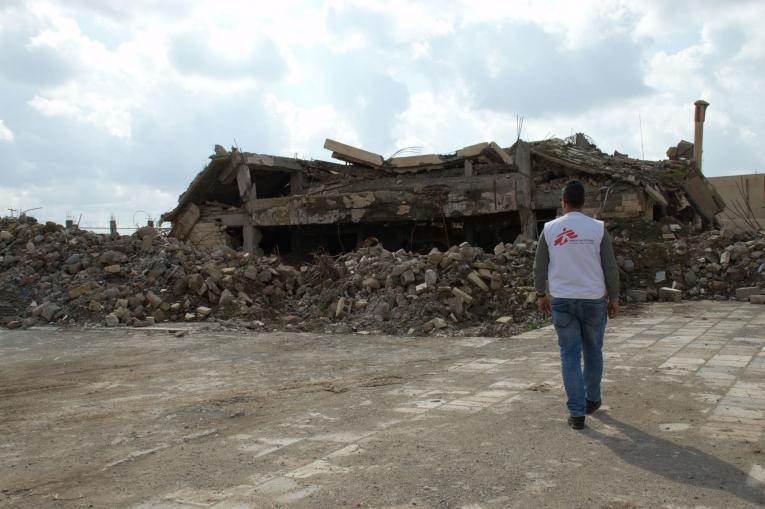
[588,412,764,506]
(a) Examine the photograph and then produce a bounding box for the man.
[533,180,619,430]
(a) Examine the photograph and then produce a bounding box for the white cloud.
[2,0,765,228]
[0,120,13,142]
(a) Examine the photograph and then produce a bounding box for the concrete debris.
[0,215,763,335]
[658,287,682,302]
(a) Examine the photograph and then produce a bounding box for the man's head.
[561,180,585,211]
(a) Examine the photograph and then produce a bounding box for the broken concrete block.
[720,250,731,265]
[467,271,489,291]
[335,297,346,318]
[495,316,513,324]
[0,230,11,241]
[324,138,384,167]
[146,291,162,307]
[736,287,761,301]
[36,301,60,321]
[104,314,119,327]
[196,306,212,318]
[451,287,474,304]
[654,271,666,283]
[750,294,765,305]
[493,243,506,255]
[218,289,236,307]
[424,269,438,286]
[401,270,416,285]
[415,283,428,294]
[478,268,493,281]
[431,317,448,329]
[362,277,380,290]
[104,264,121,274]
[626,289,648,302]
[448,297,464,318]
[658,287,682,302]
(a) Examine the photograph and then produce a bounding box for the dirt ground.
[1,301,764,508]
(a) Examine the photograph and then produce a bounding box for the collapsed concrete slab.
[162,133,722,258]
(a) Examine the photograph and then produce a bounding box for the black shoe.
[586,400,602,415]
[567,415,585,430]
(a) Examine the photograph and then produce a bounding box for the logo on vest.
[553,227,578,246]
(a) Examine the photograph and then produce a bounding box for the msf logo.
[553,227,578,246]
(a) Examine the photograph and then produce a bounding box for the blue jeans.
[550,297,608,417]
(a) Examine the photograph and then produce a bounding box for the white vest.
[542,212,606,299]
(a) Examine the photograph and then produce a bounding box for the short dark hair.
[562,180,585,208]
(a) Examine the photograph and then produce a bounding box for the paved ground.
[1,301,764,508]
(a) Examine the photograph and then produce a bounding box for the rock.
[196,306,212,318]
[750,294,765,305]
[658,287,682,302]
[99,250,128,265]
[495,316,513,324]
[354,299,368,310]
[257,270,273,284]
[448,297,464,318]
[68,285,90,299]
[104,314,119,327]
[187,274,205,293]
[431,317,448,329]
[146,291,162,307]
[427,249,443,266]
[626,289,648,302]
[219,288,236,307]
[36,301,61,321]
[401,270,416,285]
[362,277,380,290]
[104,264,121,274]
[0,230,11,241]
[335,297,346,318]
[705,263,722,273]
[493,243,506,255]
[451,287,474,304]
[623,259,635,272]
[736,287,761,301]
[6,320,22,329]
[720,250,731,265]
[684,271,697,286]
[152,308,166,322]
[467,271,489,291]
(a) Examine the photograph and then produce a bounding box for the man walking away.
[533,180,619,430]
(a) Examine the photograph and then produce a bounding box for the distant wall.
[708,174,765,232]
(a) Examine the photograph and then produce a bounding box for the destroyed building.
[162,103,724,258]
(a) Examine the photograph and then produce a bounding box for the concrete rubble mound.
[1,215,763,333]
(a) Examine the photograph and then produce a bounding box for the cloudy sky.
[1,0,763,230]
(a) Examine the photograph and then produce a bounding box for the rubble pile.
[1,215,763,333]
[0,216,302,330]
[294,240,538,335]
[611,219,765,302]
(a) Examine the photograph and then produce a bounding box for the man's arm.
[600,230,620,318]
[533,233,551,315]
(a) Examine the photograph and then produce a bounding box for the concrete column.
[515,140,537,239]
[693,100,709,174]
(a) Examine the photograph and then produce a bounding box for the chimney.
[693,100,709,173]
